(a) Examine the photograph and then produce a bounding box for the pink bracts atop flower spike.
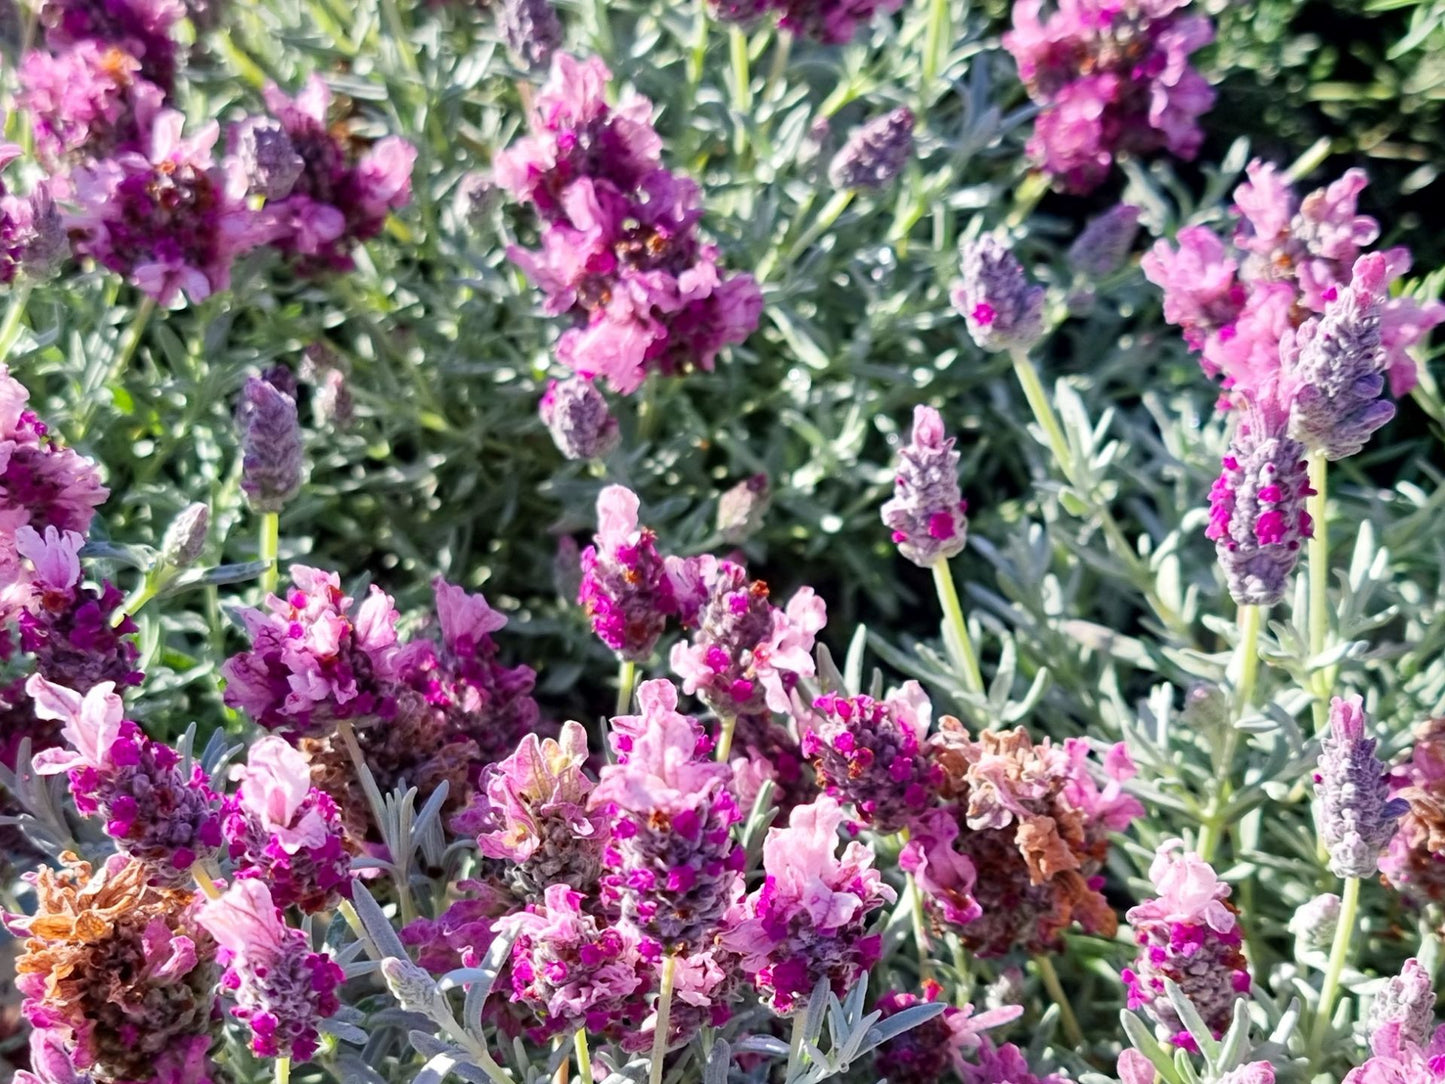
[881,405,969,567]
[578,485,681,661]
[1122,842,1251,1051]
[725,795,896,1015]
[197,879,343,1061]
[27,675,126,776]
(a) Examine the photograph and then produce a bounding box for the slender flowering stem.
[931,559,985,696]
[763,30,792,102]
[1198,605,1262,864]
[0,283,33,362]
[276,1057,291,1084]
[729,26,753,117]
[337,899,379,959]
[616,658,638,716]
[1307,451,1330,734]
[1009,348,1073,474]
[921,0,950,96]
[590,0,614,60]
[714,714,738,763]
[574,1029,594,1084]
[190,861,223,900]
[1236,603,1263,713]
[898,827,933,982]
[649,954,677,1084]
[1309,874,1361,1065]
[259,510,280,596]
[1033,954,1084,1049]
[783,191,855,267]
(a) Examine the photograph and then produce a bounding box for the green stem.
[115,578,159,627]
[1309,875,1361,1066]
[259,511,280,596]
[574,1029,594,1084]
[931,559,985,696]
[921,0,950,97]
[616,658,638,717]
[190,860,223,900]
[728,25,753,115]
[1307,452,1330,734]
[0,283,33,361]
[714,714,738,762]
[686,4,709,90]
[1033,954,1084,1049]
[1236,602,1263,713]
[649,955,677,1084]
[381,0,420,74]
[770,190,854,276]
[337,898,379,958]
[763,31,792,102]
[1198,604,1264,864]
[276,1057,291,1084]
[1009,347,1072,473]
[590,0,614,59]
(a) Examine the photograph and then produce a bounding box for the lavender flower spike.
[237,375,304,513]
[1067,204,1141,278]
[1205,391,1314,607]
[828,108,915,192]
[952,234,1046,354]
[1313,695,1408,879]
[499,0,563,71]
[1287,252,1396,461]
[1368,958,1437,1047]
[234,117,304,201]
[540,376,621,461]
[881,405,968,568]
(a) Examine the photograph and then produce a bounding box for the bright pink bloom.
[578,485,682,660]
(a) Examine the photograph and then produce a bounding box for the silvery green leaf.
[351,882,412,960]
[814,643,846,696]
[1164,979,1222,1065]
[843,622,868,696]
[410,1031,461,1060]
[79,539,155,570]
[1214,998,1254,1071]
[734,1036,791,1058]
[859,1002,945,1051]
[333,1051,388,1084]
[1120,1010,1185,1084]
[320,1017,371,1045]
[159,559,271,595]
[600,1057,650,1084]
[705,1039,733,1084]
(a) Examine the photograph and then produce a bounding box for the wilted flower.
[30,676,222,882]
[827,107,915,191]
[726,795,896,1015]
[670,555,825,720]
[1,171,68,283]
[578,485,682,661]
[197,878,343,1060]
[540,376,621,460]
[802,682,939,833]
[222,735,352,912]
[1004,0,1215,193]
[881,404,969,567]
[911,721,1142,956]
[873,981,1023,1084]
[498,0,563,70]
[1206,391,1314,607]
[1368,959,1437,1048]
[953,235,1046,354]
[1122,843,1251,1051]
[1067,204,1141,278]
[591,679,742,954]
[1313,695,1407,879]
[8,852,217,1082]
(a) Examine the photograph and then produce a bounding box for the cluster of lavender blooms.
[710,0,904,44]
[9,0,414,306]
[495,53,762,397]
[1004,0,1216,194]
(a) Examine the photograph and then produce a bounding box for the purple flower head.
[221,564,410,738]
[873,981,1023,1084]
[899,805,982,927]
[591,679,742,954]
[0,367,109,574]
[222,735,352,913]
[1,179,69,284]
[725,795,896,1015]
[197,879,343,1060]
[669,555,825,719]
[1313,695,1408,879]
[709,0,903,43]
[498,0,563,71]
[881,404,969,568]
[1068,204,1141,278]
[1122,842,1250,1051]
[28,675,223,884]
[10,525,142,693]
[236,373,305,513]
[540,376,621,460]
[1368,959,1437,1048]
[1205,391,1314,607]
[39,0,184,90]
[801,681,939,833]
[1285,252,1396,460]
[17,43,165,169]
[953,234,1046,354]
[578,485,680,661]
[252,76,416,274]
[232,116,304,201]
[961,1041,1068,1084]
[1004,0,1215,193]
[454,720,606,900]
[497,883,645,1038]
[1345,1022,1445,1084]
[827,107,915,191]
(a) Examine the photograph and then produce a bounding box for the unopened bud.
[237,376,304,513]
[161,503,209,568]
[380,956,439,1014]
[827,107,915,192]
[717,474,770,543]
[540,377,620,461]
[499,0,563,71]
[1288,892,1339,955]
[952,234,1046,354]
[235,117,304,201]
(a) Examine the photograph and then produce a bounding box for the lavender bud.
[952,234,1046,353]
[19,187,67,278]
[1288,893,1340,954]
[455,171,499,231]
[827,107,915,192]
[717,473,770,543]
[302,345,353,427]
[1287,252,1395,461]
[235,118,304,201]
[540,377,620,460]
[880,405,968,567]
[1313,695,1408,879]
[380,957,440,1014]
[1067,204,1141,277]
[499,0,563,71]
[161,503,210,569]
[1205,394,1314,607]
[238,376,305,513]
[553,535,582,602]
[1368,959,1437,1046]
[1183,682,1231,733]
